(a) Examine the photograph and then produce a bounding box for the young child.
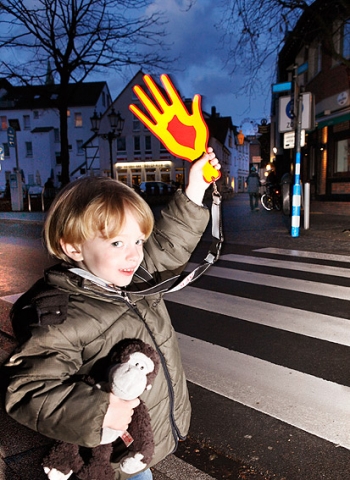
[3,149,220,480]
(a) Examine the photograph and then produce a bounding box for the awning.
[317,111,350,128]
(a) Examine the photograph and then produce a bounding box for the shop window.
[335,138,350,173]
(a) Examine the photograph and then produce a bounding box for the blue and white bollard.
[291,152,301,237]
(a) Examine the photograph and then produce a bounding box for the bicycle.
[261,183,282,211]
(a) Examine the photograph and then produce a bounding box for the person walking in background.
[246,166,261,211]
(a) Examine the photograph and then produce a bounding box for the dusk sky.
[90,0,273,133]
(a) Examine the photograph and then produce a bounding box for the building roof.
[205,115,237,145]
[0,80,108,110]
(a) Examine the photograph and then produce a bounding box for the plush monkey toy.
[43,339,160,480]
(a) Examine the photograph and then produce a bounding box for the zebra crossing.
[164,248,350,450]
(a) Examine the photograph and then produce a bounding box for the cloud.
[95,0,271,127]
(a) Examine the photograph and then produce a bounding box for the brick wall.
[332,183,350,194]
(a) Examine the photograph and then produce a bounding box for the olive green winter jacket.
[4,190,210,479]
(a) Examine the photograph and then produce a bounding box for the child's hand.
[103,393,140,432]
[185,147,221,205]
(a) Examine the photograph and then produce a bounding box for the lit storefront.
[115,160,180,187]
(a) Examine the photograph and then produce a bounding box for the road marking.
[255,248,350,264]
[166,286,350,346]
[178,333,350,450]
[185,262,350,300]
[221,254,350,278]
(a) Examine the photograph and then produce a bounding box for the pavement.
[1,193,350,480]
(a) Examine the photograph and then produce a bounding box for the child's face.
[78,209,146,287]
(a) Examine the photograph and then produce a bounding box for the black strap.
[129,183,223,295]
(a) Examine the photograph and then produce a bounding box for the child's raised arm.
[185,147,221,205]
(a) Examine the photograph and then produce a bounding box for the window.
[133,118,141,131]
[76,140,84,155]
[55,152,61,164]
[33,111,39,119]
[134,136,140,153]
[333,19,350,61]
[3,143,9,157]
[74,112,83,127]
[335,138,350,173]
[1,116,7,130]
[23,115,31,130]
[25,142,33,157]
[145,135,152,152]
[117,137,126,152]
[159,140,167,152]
[343,20,350,59]
[308,40,322,79]
[54,128,60,143]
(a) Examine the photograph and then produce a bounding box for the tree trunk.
[58,85,70,187]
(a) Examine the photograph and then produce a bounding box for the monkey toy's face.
[108,352,155,400]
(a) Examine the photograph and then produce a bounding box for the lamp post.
[90,107,125,179]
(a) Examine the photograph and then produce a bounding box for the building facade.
[0,80,111,190]
[272,0,350,201]
[89,71,245,193]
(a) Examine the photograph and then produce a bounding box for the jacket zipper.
[82,285,183,446]
[120,291,183,448]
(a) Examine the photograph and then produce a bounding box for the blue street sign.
[297,62,308,75]
[272,81,292,93]
[7,127,15,146]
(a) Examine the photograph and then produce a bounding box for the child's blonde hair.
[44,176,154,262]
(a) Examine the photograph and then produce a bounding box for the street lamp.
[90,107,125,178]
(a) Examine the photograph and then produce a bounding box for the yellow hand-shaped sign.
[129,74,220,183]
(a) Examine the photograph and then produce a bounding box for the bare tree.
[0,0,169,185]
[216,0,350,103]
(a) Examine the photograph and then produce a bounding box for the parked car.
[138,181,174,196]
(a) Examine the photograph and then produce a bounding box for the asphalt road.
[1,194,350,479]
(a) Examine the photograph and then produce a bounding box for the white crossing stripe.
[220,253,350,278]
[178,333,350,450]
[185,262,350,300]
[255,248,350,264]
[166,286,350,346]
